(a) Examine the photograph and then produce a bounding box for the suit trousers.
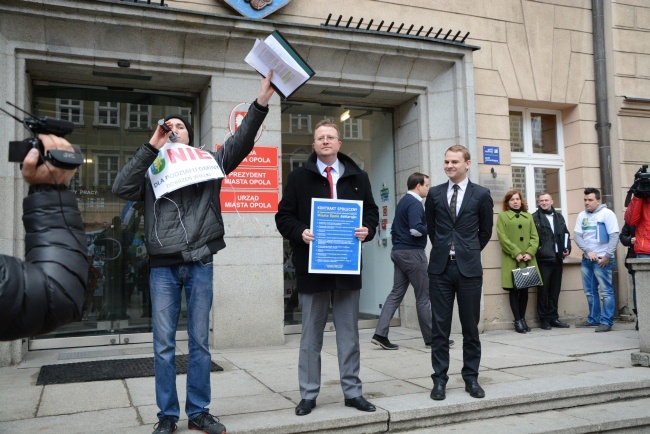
[298,290,362,400]
[537,260,563,322]
[375,249,433,343]
[429,258,482,384]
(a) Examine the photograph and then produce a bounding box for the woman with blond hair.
[497,190,541,333]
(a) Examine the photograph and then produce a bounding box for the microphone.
[157,119,178,142]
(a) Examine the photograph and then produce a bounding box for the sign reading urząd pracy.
[149,142,225,199]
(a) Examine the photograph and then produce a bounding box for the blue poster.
[308,198,362,275]
[483,146,500,165]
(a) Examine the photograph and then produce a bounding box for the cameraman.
[0,135,88,341]
[625,172,650,260]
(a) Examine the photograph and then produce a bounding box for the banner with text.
[149,142,224,199]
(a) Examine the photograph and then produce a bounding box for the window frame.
[126,104,152,130]
[343,118,363,140]
[509,106,567,216]
[93,101,120,127]
[56,98,84,125]
[94,153,121,186]
[289,114,312,134]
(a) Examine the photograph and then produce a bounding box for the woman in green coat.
[497,190,541,334]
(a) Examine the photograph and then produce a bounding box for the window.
[56,99,84,125]
[126,104,151,129]
[164,106,192,120]
[94,102,120,127]
[289,114,311,133]
[509,107,566,214]
[96,154,120,186]
[343,118,362,140]
[289,148,310,171]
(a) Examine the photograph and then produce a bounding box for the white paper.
[564,233,569,250]
[149,142,225,199]
[245,38,309,97]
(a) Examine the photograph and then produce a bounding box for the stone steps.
[221,367,650,433]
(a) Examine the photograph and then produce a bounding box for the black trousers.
[429,259,482,384]
[537,260,563,322]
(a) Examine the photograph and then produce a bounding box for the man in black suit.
[425,144,493,400]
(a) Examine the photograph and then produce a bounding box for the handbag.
[512,262,542,290]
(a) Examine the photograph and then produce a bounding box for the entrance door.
[28,84,195,350]
[280,102,396,333]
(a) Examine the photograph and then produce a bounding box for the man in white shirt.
[574,188,620,332]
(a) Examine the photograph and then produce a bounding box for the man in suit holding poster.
[275,120,379,416]
[425,145,493,401]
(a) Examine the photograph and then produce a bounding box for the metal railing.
[322,13,470,44]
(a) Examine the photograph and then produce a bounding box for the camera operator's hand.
[22,134,77,185]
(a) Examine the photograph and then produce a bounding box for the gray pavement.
[1,323,649,433]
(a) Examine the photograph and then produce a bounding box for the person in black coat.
[275,120,379,416]
[0,135,88,341]
[425,145,493,401]
[532,193,571,330]
[620,223,637,330]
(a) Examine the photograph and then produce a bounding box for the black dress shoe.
[371,334,399,350]
[540,321,552,330]
[514,319,527,334]
[430,381,446,400]
[344,395,376,412]
[521,318,532,332]
[464,381,485,398]
[550,319,570,328]
[295,399,316,416]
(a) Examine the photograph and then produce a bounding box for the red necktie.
[325,166,334,199]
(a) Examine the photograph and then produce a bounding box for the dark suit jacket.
[275,151,379,293]
[425,180,493,277]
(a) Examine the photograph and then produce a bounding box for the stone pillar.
[630,258,650,367]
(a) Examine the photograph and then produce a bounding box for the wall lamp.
[340,110,350,122]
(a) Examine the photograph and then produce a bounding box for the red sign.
[222,168,278,190]
[381,219,388,230]
[215,145,278,168]
[382,206,388,217]
[220,191,278,213]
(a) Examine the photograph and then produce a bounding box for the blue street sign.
[483,146,500,165]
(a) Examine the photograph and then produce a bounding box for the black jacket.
[425,180,493,277]
[620,223,636,273]
[112,102,267,266]
[275,151,379,293]
[0,187,88,341]
[532,207,571,264]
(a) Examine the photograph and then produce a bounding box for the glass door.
[28,84,196,349]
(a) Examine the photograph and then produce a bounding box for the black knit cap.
[164,114,194,146]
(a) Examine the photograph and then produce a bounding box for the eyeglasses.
[315,136,339,143]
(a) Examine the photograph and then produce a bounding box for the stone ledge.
[632,352,650,367]
[376,368,650,432]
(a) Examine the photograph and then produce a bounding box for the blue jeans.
[581,256,615,326]
[150,257,214,421]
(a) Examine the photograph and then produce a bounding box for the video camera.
[625,164,650,207]
[1,101,83,170]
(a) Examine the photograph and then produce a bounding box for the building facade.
[0,0,648,366]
